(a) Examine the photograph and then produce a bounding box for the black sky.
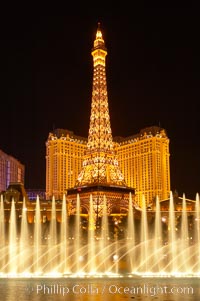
[0,10,200,198]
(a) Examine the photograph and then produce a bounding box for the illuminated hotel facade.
[115,126,170,206]
[0,149,25,192]
[46,126,170,206]
[45,129,87,200]
[45,25,171,207]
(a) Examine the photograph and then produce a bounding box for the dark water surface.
[0,277,199,301]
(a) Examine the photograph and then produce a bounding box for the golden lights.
[76,24,126,187]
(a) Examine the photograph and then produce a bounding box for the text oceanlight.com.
[33,283,194,297]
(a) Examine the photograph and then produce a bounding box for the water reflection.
[0,278,199,301]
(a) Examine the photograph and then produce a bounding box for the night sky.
[0,10,200,198]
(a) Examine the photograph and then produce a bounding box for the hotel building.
[46,126,170,206]
[45,129,87,200]
[0,149,25,191]
[115,126,170,206]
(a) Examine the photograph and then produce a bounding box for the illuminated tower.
[76,23,126,187]
[67,24,134,217]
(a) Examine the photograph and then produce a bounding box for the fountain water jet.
[75,194,81,273]
[19,198,29,273]
[0,196,5,270]
[180,194,190,273]
[8,199,17,274]
[168,191,177,273]
[195,193,200,274]
[48,196,57,272]
[88,195,96,274]
[100,196,110,273]
[139,196,149,273]
[33,196,42,274]
[153,196,163,272]
[0,192,200,278]
[127,192,135,273]
[60,194,69,274]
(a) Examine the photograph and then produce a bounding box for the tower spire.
[76,24,126,187]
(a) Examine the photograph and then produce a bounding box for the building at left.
[0,149,25,192]
[45,129,87,200]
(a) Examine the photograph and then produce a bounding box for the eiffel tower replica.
[67,24,135,220]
